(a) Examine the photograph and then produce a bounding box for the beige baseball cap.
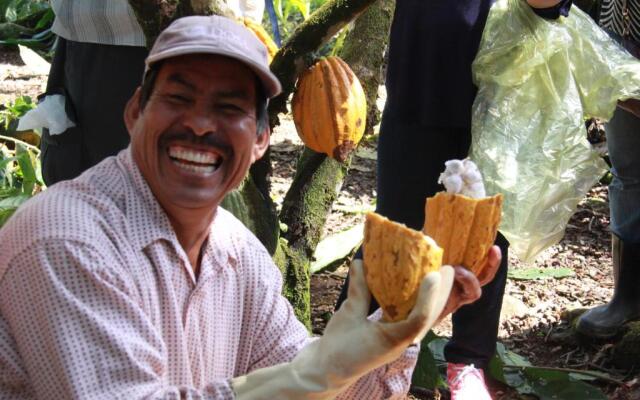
[145,15,282,98]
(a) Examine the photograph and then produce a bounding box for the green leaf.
[274,0,284,20]
[331,202,374,214]
[15,147,37,194]
[354,146,377,160]
[520,368,607,400]
[0,207,16,227]
[0,21,31,39]
[508,267,574,280]
[489,343,530,388]
[34,7,53,30]
[0,187,20,199]
[310,223,363,273]
[412,331,447,389]
[288,0,310,19]
[0,193,29,208]
[489,343,607,400]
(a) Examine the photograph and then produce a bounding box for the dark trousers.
[336,112,509,369]
[41,38,148,186]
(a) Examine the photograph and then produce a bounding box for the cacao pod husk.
[363,212,443,322]
[292,56,367,162]
[423,193,502,275]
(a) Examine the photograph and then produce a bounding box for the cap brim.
[146,45,282,99]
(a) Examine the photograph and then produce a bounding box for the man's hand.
[234,260,455,400]
[438,245,502,319]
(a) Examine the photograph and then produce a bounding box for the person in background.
[42,0,265,186]
[0,15,502,399]
[576,0,640,339]
[42,0,147,185]
[335,0,571,399]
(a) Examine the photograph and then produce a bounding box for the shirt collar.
[116,148,176,250]
[117,148,237,273]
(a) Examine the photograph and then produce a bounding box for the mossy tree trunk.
[272,1,394,326]
[277,150,349,328]
[129,0,385,328]
[339,0,394,136]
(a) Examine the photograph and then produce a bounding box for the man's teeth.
[168,147,219,165]
[168,146,220,174]
[174,162,216,174]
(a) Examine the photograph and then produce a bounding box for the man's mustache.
[161,130,232,155]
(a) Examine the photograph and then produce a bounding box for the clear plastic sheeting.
[469,0,640,262]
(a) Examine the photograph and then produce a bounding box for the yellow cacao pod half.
[363,212,443,322]
[423,192,503,276]
[292,56,367,162]
[241,18,278,63]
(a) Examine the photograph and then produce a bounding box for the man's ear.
[251,127,271,163]
[124,87,142,136]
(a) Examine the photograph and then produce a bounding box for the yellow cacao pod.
[423,192,502,275]
[241,17,278,63]
[292,56,367,162]
[363,212,443,322]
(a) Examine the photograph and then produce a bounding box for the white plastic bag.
[469,0,640,262]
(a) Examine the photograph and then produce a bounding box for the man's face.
[125,54,269,213]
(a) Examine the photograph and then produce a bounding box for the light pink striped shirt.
[0,148,417,399]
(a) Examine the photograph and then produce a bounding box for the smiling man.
[0,16,500,399]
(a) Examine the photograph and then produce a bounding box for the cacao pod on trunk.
[292,56,367,162]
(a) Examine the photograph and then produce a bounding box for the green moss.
[613,321,640,369]
[278,245,312,330]
[275,149,348,329]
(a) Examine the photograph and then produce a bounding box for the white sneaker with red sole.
[447,363,492,400]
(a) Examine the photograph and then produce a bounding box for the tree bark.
[278,149,348,327]
[128,0,232,47]
[338,0,394,136]
[220,177,280,255]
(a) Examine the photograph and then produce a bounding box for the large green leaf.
[310,223,363,273]
[520,368,608,400]
[412,332,447,389]
[489,343,607,399]
[0,0,49,24]
[508,267,575,280]
[0,193,29,208]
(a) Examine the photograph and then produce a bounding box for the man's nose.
[183,107,219,136]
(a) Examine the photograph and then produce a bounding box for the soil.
[2,46,639,399]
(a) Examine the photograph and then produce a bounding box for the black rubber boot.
[576,234,640,338]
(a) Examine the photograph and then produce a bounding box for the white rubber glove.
[232,260,454,400]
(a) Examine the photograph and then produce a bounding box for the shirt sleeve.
[242,248,313,371]
[0,239,234,399]
[530,0,573,19]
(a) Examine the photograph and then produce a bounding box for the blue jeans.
[607,106,640,243]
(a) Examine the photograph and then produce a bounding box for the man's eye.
[168,94,191,103]
[219,103,246,114]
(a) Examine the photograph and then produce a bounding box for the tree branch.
[267,0,380,129]
[128,0,232,47]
